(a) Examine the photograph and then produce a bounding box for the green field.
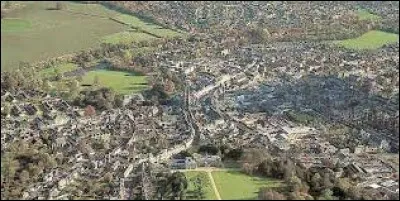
[81,69,148,95]
[1,18,32,33]
[102,31,156,44]
[212,171,282,200]
[185,172,218,200]
[356,9,382,21]
[1,1,181,71]
[40,63,78,78]
[334,30,399,50]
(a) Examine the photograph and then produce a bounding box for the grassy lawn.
[185,172,218,200]
[81,69,148,95]
[334,30,399,50]
[356,9,381,21]
[39,63,78,78]
[212,171,282,200]
[1,1,181,71]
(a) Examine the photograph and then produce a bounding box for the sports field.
[1,1,180,71]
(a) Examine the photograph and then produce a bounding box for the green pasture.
[1,1,181,71]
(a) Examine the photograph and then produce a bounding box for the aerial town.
[1,1,399,200]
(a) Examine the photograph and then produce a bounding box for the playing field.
[81,69,148,95]
[212,171,282,200]
[1,1,181,71]
[334,30,399,50]
[185,171,218,200]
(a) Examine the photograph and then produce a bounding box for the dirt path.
[207,171,222,200]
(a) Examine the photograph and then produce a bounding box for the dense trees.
[192,177,205,200]
[235,148,367,200]
[73,87,121,110]
[258,188,287,200]
[1,140,57,199]
[156,172,188,200]
[198,144,220,155]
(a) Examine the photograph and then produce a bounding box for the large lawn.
[185,172,218,200]
[81,69,148,95]
[212,171,282,200]
[334,30,399,50]
[1,1,181,71]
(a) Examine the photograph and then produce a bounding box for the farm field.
[102,31,156,44]
[81,69,148,95]
[1,1,181,71]
[334,30,399,50]
[212,171,282,200]
[185,171,218,200]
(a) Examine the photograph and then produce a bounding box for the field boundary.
[59,8,163,38]
[208,171,222,200]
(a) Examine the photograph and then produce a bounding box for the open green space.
[81,69,148,95]
[39,63,78,78]
[356,9,382,21]
[102,31,156,44]
[334,30,399,50]
[1,1,181,71]
[1,18,32,33]
[212,171,282,200]
[185,171,218,200]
